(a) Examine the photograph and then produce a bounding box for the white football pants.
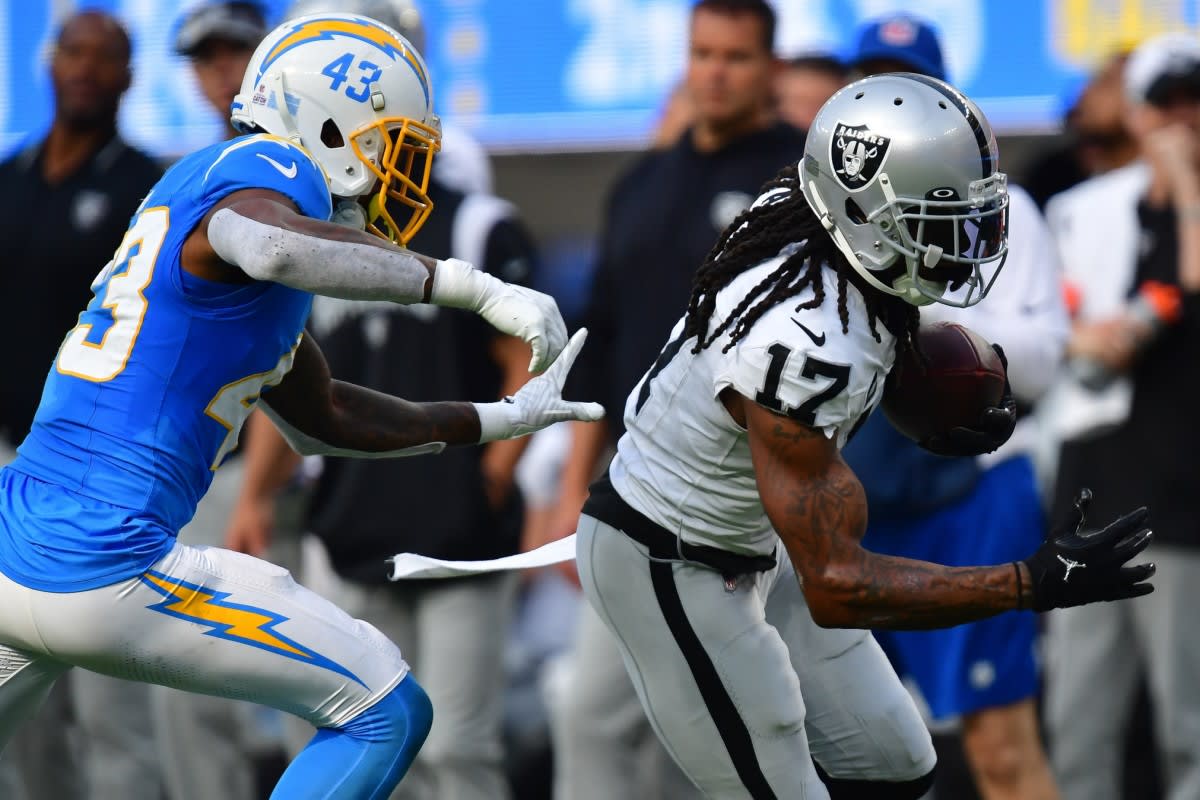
[577,514,936,799]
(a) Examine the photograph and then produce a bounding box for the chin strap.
[267,72,303,145]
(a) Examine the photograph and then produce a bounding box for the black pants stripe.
[648,559,777,800]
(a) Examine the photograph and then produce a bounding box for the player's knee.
[399,676,434,746]
[816,760,936,800]
[342,675,433,749]
[962,702,1045,791]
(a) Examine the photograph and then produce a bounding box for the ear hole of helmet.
[845,197,867,224]
[321,119,345,148]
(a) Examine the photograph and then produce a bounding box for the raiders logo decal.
[831,122,891,191]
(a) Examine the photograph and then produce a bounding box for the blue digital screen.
[4,0,1198,159]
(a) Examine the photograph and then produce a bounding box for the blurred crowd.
[0,1,1197,799]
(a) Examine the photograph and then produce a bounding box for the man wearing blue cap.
[841,13,1067,800]
[851,14,949,80]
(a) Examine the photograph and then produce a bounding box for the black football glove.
[1020,489,1155,612]
[919,343,1017,457]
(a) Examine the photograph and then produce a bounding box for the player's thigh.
[766,562,935,782]
[578,516,828,799]
[26,541,408,729]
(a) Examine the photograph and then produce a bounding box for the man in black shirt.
[546,2,804,797]
[0,11,161,450]
[0,11,162,800]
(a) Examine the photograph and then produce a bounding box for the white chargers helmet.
[231,12,440,245]
[800,73,1009,307]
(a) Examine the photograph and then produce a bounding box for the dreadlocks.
[681,163,920,360]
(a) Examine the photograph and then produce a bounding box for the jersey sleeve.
[715,301,877,439]
[200,135,332,222]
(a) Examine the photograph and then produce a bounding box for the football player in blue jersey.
[0,13,602,799]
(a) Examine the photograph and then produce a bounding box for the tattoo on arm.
[753,407,1023,630]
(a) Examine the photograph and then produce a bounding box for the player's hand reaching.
[1019,488,1155,612]
[920,344,1017,457]
[430,258,568,372]
[473,329,605,442]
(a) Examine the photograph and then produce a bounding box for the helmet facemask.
[351,116,441,246]
[871,171,1009,306]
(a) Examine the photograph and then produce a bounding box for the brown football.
[881,321,1006,444]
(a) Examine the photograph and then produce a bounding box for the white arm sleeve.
[258,401,446,459]
[208,206,431,303]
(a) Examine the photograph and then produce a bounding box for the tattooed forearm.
[325,380,482,451]
[755,412,1023,631]
[808,551,1024,630]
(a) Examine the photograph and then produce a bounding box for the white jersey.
[610,256,895,557]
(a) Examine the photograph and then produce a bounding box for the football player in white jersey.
[575,73,1156,799]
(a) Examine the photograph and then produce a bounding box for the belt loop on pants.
[582,475,777,577]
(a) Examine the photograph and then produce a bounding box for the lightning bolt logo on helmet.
[255,16,429,103]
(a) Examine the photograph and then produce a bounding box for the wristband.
[472,400,513,443]
[1012,561,1025,611]
[429,258,492,311]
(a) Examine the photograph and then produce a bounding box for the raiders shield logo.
[831,122,891,191]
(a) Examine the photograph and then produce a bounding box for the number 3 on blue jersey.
[56,206,299,470]
[57,207,169,382]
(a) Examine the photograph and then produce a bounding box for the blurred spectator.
[1026,51,1139,209]
[174,0,267,140]
[841,14,1069,800]
[225,5,532,799]
[847,13,946,80]
[651,80,695,150]
[1043,32,1200,800]
[545,1,804,798]
[776,53,847,130]
[0,10,162,800]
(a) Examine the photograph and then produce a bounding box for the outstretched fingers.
[1107,563,1157,601]
[559,400,605,423]
[527,294,569,373]
[544,328,590,386]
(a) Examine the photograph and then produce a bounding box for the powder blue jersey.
[0,134,331,591]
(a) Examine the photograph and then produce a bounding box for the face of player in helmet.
[686,9,775,133]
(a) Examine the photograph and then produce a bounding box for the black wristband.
[1013,561,1025,611]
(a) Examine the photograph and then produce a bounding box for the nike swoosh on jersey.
[256,153,298,179]
[791,317,826,346]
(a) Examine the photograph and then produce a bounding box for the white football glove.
[473,329,605,442]
[430,258,568,372]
